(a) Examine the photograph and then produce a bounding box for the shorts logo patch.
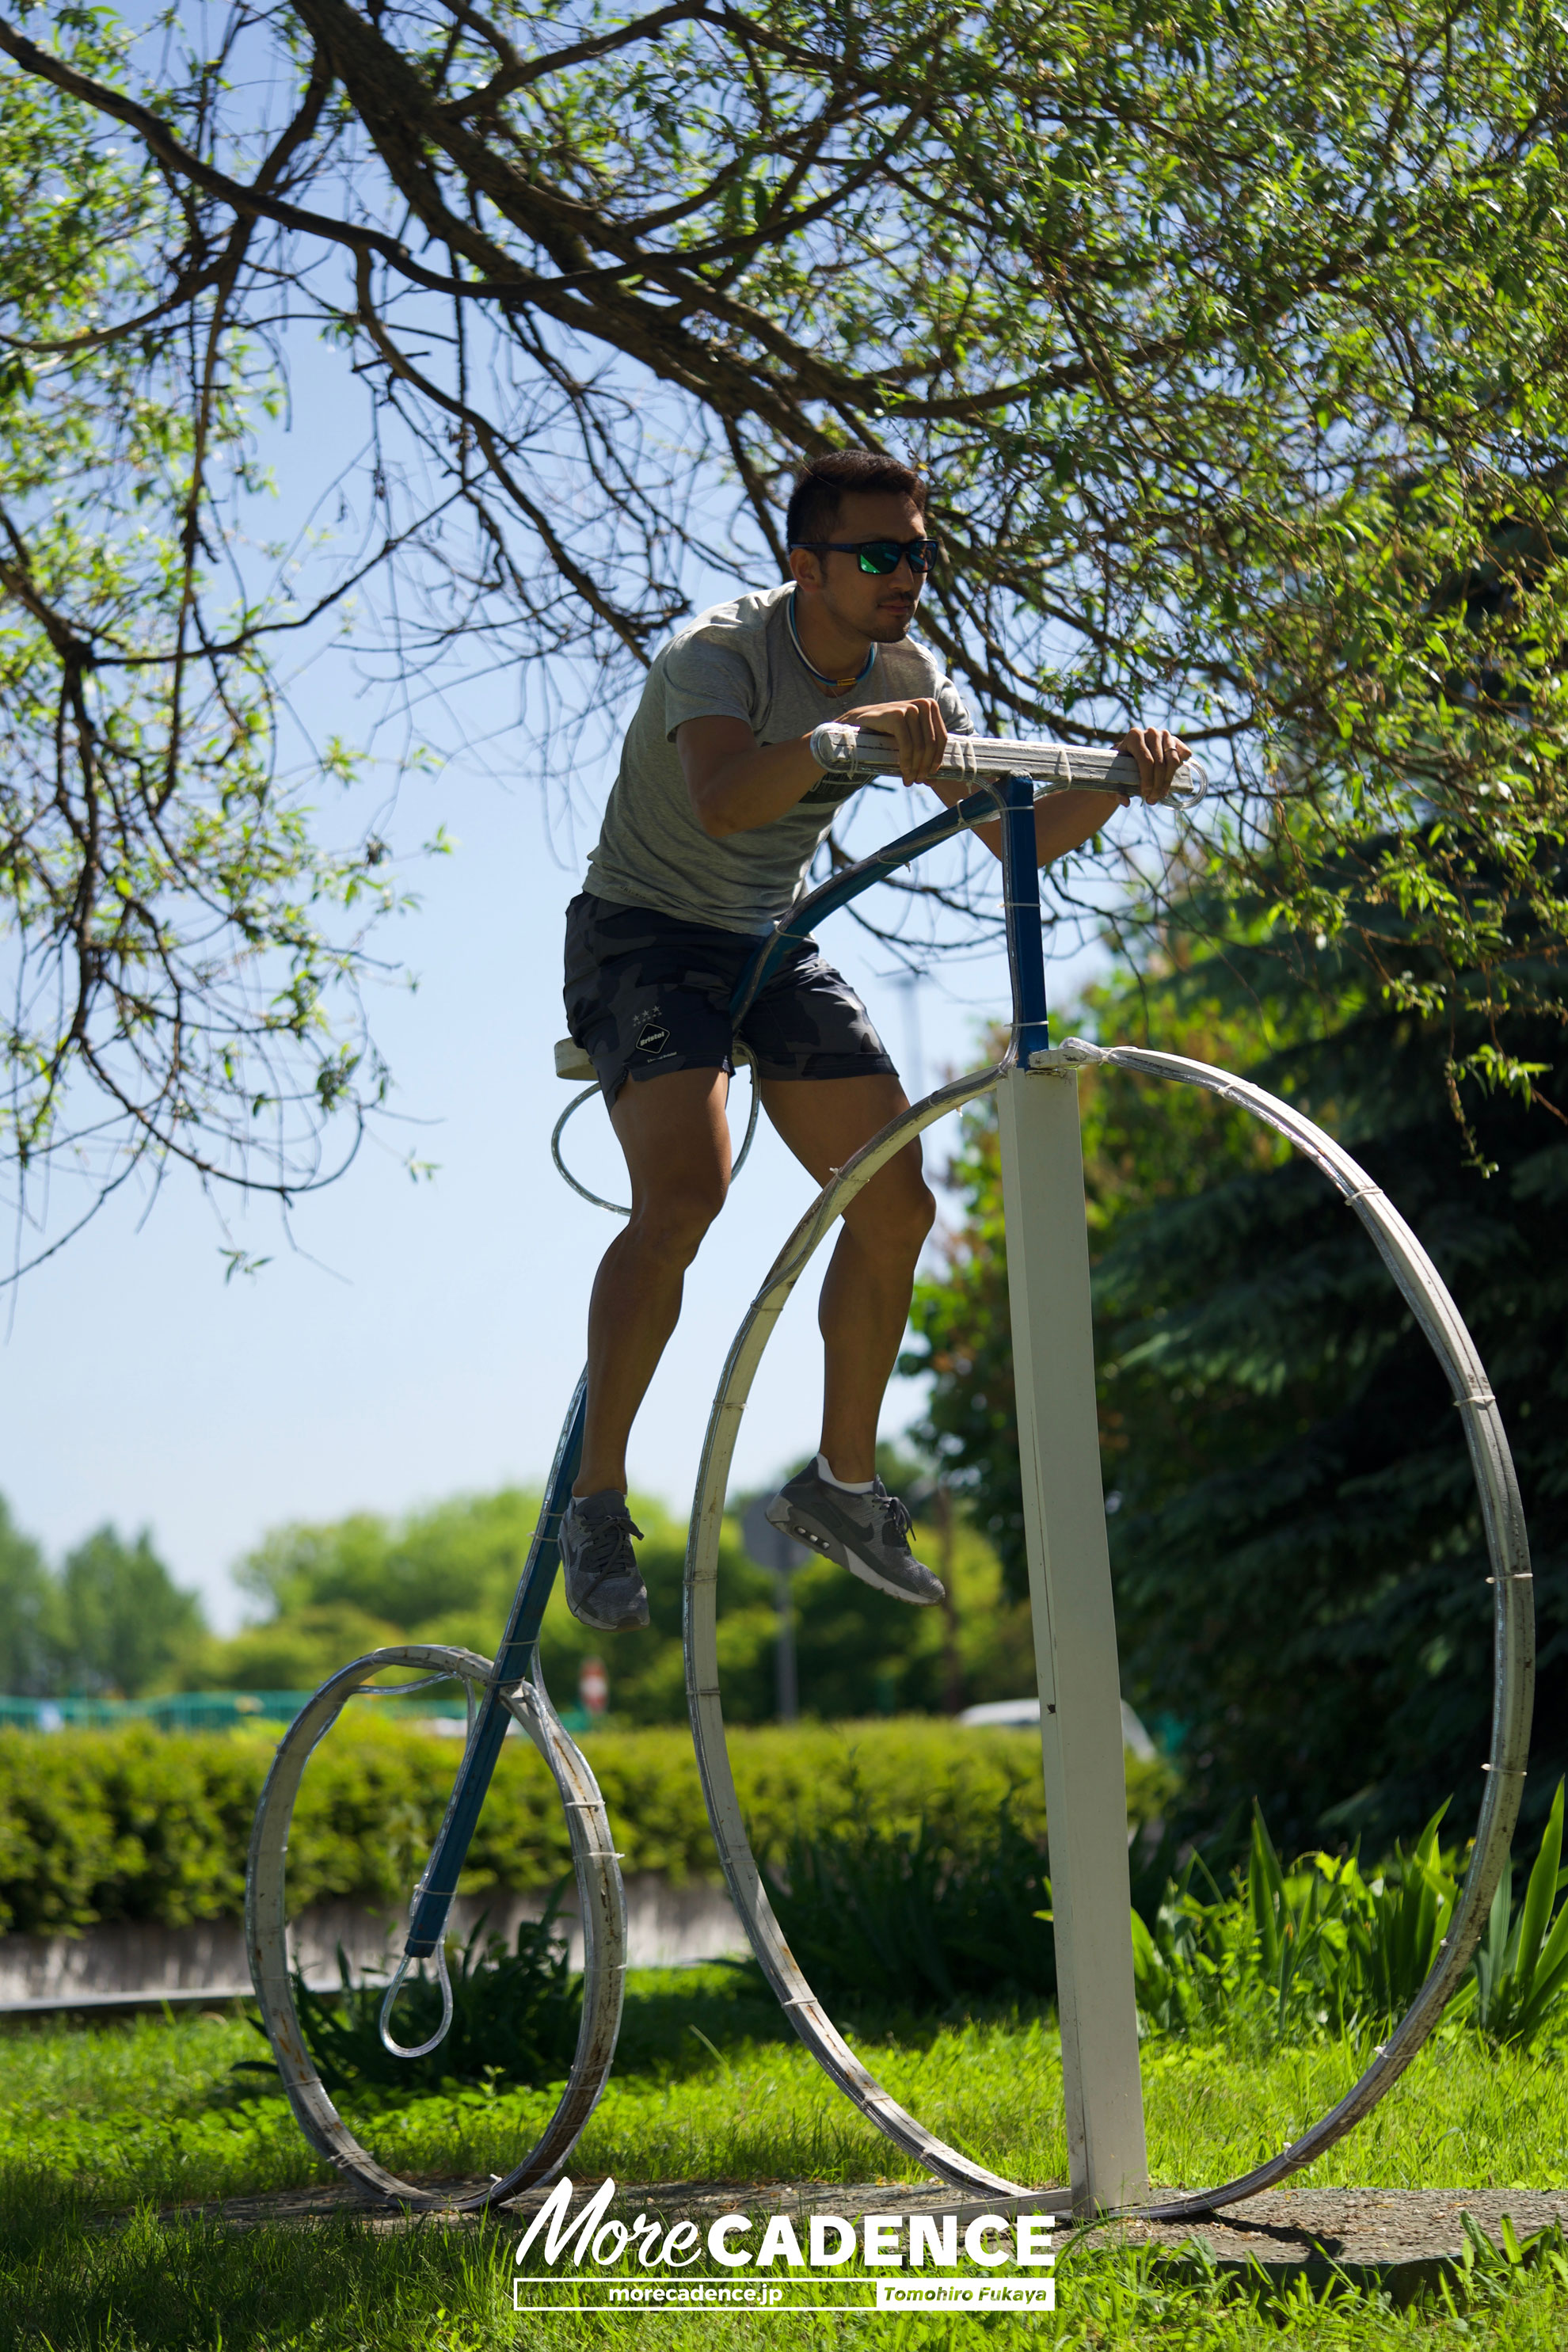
[634,1018,672,1057]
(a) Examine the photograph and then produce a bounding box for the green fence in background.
[0,1690,594,1734]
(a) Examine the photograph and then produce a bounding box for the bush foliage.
[755,1783,1568,2046]
[0,1717,1174,1939]
[765,1804,1056,2008]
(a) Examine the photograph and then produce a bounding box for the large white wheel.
[683,1041,1533,2217]
[246,1643,626,2209]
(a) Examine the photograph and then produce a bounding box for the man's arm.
[927,727,1193,865]
[677,699,952,838]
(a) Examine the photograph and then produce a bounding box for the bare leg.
[575,1068,731,1497]
[760,1073,934,1484]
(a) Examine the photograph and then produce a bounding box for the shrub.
[0,1726,265,1935]
[764,1803,1055,2008]
[0,1718,1174,1937]
[755,1784,1568,2035]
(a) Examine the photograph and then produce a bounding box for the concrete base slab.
[1098,2186,1568,2301]
[135,2177,1568,2302]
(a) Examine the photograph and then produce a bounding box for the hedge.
[0,1718,1176,1939]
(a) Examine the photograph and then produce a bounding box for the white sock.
[817,1452,874,1495]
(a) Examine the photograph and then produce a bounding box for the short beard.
[864,611,915,643]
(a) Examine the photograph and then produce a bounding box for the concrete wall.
[0,1873,747,2011]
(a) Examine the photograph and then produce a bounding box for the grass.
[0,1969,1563,2346]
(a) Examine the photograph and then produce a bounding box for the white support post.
[997,1056,1147,2216]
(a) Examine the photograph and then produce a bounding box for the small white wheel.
[246,1642,626,2209]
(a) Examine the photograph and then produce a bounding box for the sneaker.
[560,1490,651,1631]
[765,1467,944,1607]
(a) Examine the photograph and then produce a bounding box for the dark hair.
[786,450,928,547]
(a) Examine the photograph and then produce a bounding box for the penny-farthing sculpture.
[249,737,1533,2218]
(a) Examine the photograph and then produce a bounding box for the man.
[560,449,1189,1631]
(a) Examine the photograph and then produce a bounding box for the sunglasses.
[791,537,938,577]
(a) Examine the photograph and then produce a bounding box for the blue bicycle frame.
[402,774,1042,1964]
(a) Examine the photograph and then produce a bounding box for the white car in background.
[958,1695,1157,1761]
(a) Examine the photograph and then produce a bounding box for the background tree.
[905,870,1568,1848]
[0,1504,207,1696]
[0,0,1566,1254]
[0,1497,54,1695]
[52,1525,207,1697]
[907,965,1301,1595]
[200,1474,1031,1717]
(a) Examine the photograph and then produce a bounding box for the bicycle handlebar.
[808,725,1206,808]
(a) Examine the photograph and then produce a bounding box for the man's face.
[789,490,930,642]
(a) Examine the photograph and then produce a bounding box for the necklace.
[788,591,877,697]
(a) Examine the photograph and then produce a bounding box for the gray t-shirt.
[584,583,973,934]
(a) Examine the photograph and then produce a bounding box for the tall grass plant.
[1134,1788,1568,2053]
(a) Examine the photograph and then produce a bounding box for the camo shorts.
[563,892,896,1103]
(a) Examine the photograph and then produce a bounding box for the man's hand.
[850,698,949,786]
[676,698,950,834]
[1117,726,1192,805]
